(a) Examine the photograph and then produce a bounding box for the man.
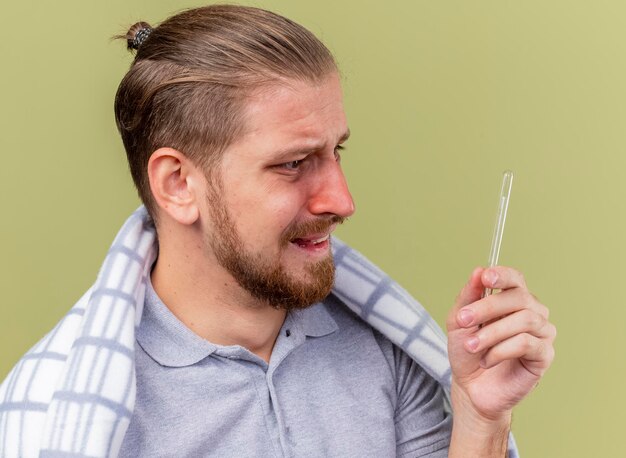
[0,5,555,457]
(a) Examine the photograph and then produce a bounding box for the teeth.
[312,235,329,244]
[290,234,330,246]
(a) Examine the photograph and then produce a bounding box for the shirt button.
[286,329,291,337]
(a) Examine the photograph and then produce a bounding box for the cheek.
[228,187,307,247]
[264,185,310,230]
[223,170,311,231]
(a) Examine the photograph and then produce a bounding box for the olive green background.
[1,1,623,456]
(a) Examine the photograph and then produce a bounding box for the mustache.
[282,215,346,245]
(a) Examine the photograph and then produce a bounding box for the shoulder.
[321,293,429,382]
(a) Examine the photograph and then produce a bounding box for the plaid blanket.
[0,206,518,457]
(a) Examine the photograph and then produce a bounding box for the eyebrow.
[272,128,351,161]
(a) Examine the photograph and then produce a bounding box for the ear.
[147,148,203,225]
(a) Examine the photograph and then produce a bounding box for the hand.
[446,266,557,420]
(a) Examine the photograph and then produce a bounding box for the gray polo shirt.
[118,279,452,457]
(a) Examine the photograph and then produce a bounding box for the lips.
[291,233,330,248]
[285,220,339,250]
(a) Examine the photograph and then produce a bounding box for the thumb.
[447,267,485,332]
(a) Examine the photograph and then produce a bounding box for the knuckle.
[520,308,534,325]
[527,310,542,329]
[546,345,556,363]
[549,323,558,340]
[507,267,525,287]
[537,311,548,328]
[486,348,500,364]
[520,289,534,307]
[522,333,534,350]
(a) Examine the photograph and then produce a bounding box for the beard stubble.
[205,181,341,311]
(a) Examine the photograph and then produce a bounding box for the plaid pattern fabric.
[0,207,518,457]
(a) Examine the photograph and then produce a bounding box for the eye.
[283,159,303,170]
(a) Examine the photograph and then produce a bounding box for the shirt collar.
[292,299,339,338]
[137,278,218,367]
[137,277,339,368]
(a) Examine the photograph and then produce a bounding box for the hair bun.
[126,21,153,51]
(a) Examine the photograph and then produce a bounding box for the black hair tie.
[131,27,153,50]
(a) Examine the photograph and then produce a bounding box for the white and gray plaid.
[0,207,519,457]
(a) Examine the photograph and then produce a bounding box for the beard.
[205,181,343,311]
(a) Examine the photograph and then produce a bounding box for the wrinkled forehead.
[239,73,348,147]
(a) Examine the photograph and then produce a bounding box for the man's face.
[202,73,355,310]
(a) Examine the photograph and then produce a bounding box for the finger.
[481,266,527,291]
[455,287,531,328]
[447,267,484,331]
[456,267,485,308]
[480,333,555,375]
[463,309,557,354]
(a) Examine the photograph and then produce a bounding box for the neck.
[151,229,286,363]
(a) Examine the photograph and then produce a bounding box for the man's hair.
[114,4,337,217]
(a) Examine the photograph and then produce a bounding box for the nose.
[307,160,356,218]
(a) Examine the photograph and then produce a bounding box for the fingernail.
[485,270,499,287]
[458,309,474,327]
[466,336,479,352]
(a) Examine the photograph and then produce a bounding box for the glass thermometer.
[484,170,514,297]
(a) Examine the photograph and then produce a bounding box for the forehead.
[234,74,348,154]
